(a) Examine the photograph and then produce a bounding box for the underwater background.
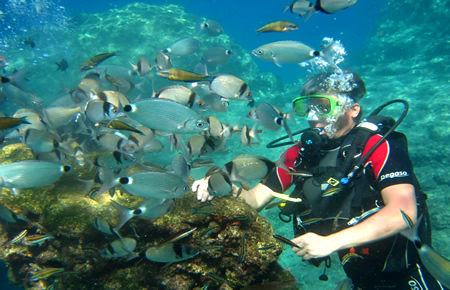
[0,0,448,289]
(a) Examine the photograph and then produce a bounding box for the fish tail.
[110,200,133,231]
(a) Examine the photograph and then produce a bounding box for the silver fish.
[223,154,285,185]
[155,50,172,71]
[145,243,199,263]
[210,74,253,105]
[116,171,190,199]
[71,72,101,103]
[155,85,204,110]
[42,106,81,128]
[200,19,224,36]
[129,56,151,76]
[0,82,44,109]
[317,0,358,14]
[284,0,316,19]
[90,89,130,108]
[207,171,233,197]
[163,37,201,57]
[84,100,118,123]
[202,46,233,66]
[240,124,260,146]
[252,40,320,67]
[400,210,450,288]
[0,160,71,189]
[202,93,229,113]
[93,217,121,238]
[111,198,174,230]
[23,128,59,153]
[123,98,209,134]
[102,237,138,260]
[94,150,136,171]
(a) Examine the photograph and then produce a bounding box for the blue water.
[58,0,387,83]
[2,0,448,289]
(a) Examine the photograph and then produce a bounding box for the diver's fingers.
[194,177,213,202]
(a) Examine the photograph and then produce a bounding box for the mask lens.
[293,96,334,117]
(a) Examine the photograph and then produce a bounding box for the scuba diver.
[193,70,447,289]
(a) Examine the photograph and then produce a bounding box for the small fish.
[222,154,286,185]
[316,0,359,14]
[163,37,201,57]
[264,201,283,210]
[200,19,224,36]
[111,199,174,230]
[154,85,203,109]
[129,56,151,76]
[145,242,199,263]
[240,124,260,146]
[98,120,143,135]
[192,204,213,215]
[123,98,209,134]
[284,0,315,19]
[252,40,321,67]
[0,160,71,189]
[22,234,53,245]
[273,234,301,249]
[8,229,28,244]
[0,117,30,138]
[42,106,81,128]
[256,21,298,33]
[208,272,229,284]
[71,72,101,102]
[94,150,136,171]
[202,93,229,113]
[210,74,254,106]
[258,244,276,251]
[286,170,313,177]
[158,227,197,246]
[400,210,450,288]
[102,237,138,260]
[93,217,121,238]
[158,68,210,82]
[23,38,36,48]
[90,89,130,108]
[206,171,233,197]
[80,52,116,71]
[55,59,69,71]
[23,128,60,153]
[247,102,295,141]
[300,217,324,226]
[155,50,172,71]
[84,100,119,123]
[98,170,190,200]
[29,267,64,282]
[0,204,28,223]
[202,46,233,66]
[238,230,246,263]
[322,186,341,197]
[199,227,215,238]
[340,252,363,266]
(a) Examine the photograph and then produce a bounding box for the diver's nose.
[306,109,320,121]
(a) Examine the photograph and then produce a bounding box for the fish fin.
[9,67,29,92]
[93,169,117,200]
[270,52,282,67]
[302,6,316,22]
[110,200,134,231]
[282,120,295,143]
[249,122,261,143]
[275,151,288,172]
[125,251,139,262]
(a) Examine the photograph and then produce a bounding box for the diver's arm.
[292,183,417,260]
[238,183,276,212]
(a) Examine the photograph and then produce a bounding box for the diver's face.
[308,102,360,139]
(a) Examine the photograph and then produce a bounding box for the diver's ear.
[350,103,360,118]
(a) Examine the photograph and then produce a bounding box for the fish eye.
[184,186,188,190]
[133,209,142,215]
[275,117,283,125]
[197,121,205,128]
[257,50,264,55]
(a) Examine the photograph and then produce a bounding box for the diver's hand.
[193,177,214,202]
[291,233,337,260]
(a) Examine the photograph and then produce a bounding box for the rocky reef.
[0,143,296,289]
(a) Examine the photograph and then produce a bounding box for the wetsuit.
[263,129,445,289]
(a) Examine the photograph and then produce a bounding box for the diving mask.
[292,95,341,117]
